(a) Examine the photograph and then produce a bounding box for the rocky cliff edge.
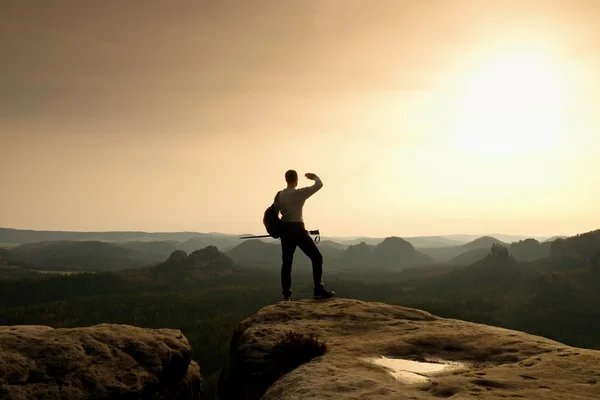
[219,298,600,400]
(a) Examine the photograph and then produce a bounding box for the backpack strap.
[274,190,297,218]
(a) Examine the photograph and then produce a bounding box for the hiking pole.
[239,230,321,244]
[238,234,271,239]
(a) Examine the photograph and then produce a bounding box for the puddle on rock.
[364,356,466,383]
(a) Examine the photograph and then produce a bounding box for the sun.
[451,52,567,156]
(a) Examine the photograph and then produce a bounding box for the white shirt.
[274,176,323,222]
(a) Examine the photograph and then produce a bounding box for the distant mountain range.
[327,233,564,248]
[5,241,152,272]
[221,234,565,270]
[395,229,600,302]
[419,236,508,262]
[0,227,243,249]
[224,236,435,270]
[339,237,435,269]
[0,227,564,248]
[0,227,573,273]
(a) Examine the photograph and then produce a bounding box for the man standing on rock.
[274,170,335,301]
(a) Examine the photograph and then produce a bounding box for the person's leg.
[280,232,297,300]
[295,229,325,291]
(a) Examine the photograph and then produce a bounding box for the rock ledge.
[0,323,202,399]
[219,298,600,400]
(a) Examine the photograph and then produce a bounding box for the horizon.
[2,1,599,237]
[0,224,574,242]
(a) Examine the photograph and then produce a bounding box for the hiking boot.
[313,287,335,300]
[283,293,293,302]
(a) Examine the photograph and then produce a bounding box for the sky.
[1,0,599,238]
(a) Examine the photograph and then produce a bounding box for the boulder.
[0,324,202,399]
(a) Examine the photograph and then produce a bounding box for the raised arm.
[296,173,323,200]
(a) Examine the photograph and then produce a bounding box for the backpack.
[263,192,282,239]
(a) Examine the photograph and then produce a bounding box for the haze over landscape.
[2,0,600,237]
[2,2,600,400]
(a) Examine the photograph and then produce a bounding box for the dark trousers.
[280,222,324,297]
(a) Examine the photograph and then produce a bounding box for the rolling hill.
[403,235,465,248]
[371,236,435,267]
[4,241,152,272]
[225,238,346,268]
[551,229,600,259]
[117,241,179,263]
[341,237,435,269]
[225,240,281,267]
[121,247,236,283]
[419,236,508,262]
[0,227,242,247]
[509,238,552,261]
[177,234,242,253]
[317,240,348,250]
[226,236,434,270]
[447,247,492,265]
[396,233,600,305]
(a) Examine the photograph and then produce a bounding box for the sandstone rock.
[153,246,235,280]
[188,246,232,268]
[219,298,600,400]
[0,324,202,399]
[167,250,188,262]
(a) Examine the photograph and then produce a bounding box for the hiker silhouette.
[273,170,335,301]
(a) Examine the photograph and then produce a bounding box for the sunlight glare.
[451,52,567,156]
